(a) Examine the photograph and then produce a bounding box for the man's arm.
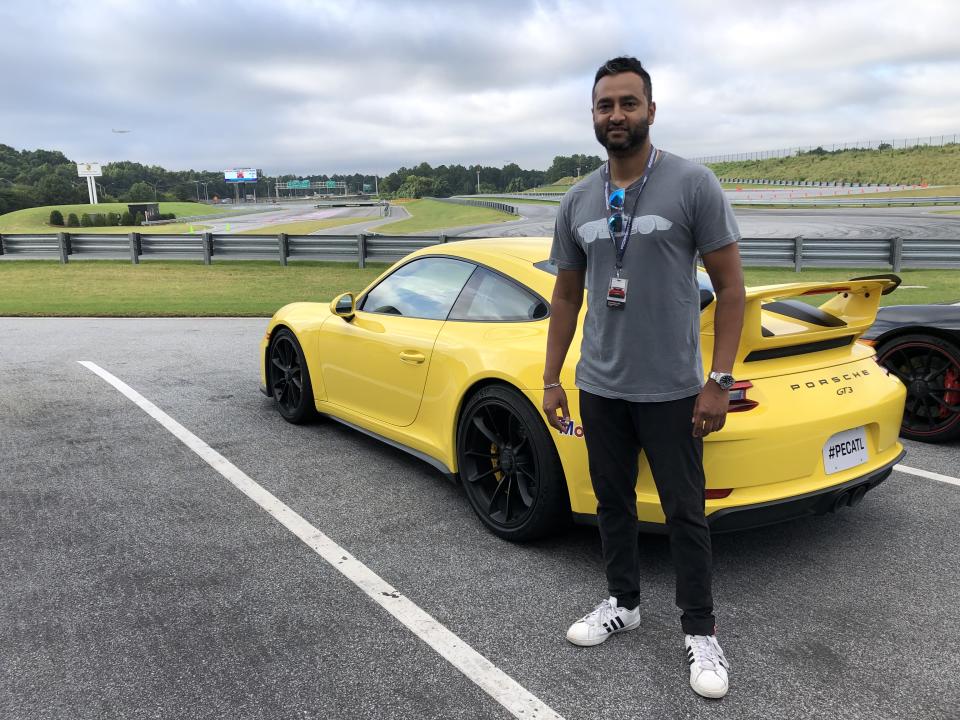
[542,267,585,430]
[692,242,745,437]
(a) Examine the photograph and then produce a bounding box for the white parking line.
[78,361,563,720]
[895,463,960,488]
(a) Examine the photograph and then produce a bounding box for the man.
[542,56,745,699]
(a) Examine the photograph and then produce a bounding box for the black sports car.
[862,300,960,443]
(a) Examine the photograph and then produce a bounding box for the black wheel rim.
[461,401,539,528]
[879,342,960,436]
[270,336,304,414]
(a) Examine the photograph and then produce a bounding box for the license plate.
[823,427,868,474]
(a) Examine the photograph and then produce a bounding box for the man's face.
[592,72,656,155]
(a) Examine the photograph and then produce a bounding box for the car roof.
[413,236,553,264]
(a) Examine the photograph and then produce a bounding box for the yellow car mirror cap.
[331,292,355,321]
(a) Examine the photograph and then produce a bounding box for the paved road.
[452,203,960,240]
[35,198,960,241]
[200,204,390,234]
[2,318,958,720]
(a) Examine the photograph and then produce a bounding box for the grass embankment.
[478,196,560,205]
[0,202,233,233]
[0,261,391,316]
[0,262,954,317]
[708,143,960,186]
[375,199,514,234]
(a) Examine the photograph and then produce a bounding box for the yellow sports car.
[259,238,906,540]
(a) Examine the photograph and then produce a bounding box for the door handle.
[399,350,426,364]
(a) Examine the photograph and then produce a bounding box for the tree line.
[0,143,604,214]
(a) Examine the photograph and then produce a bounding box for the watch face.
[713,373,735,390]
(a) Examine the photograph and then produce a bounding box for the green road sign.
[326,180,337,188]
[363,184,372,192]
[288,180,310,189]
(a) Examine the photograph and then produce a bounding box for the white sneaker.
[566,597,641,647]
[685,634,730,699]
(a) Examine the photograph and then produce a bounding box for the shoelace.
[689,634,730,672]
[582,597,619,625]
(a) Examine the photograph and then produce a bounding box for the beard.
[595,118,650,155]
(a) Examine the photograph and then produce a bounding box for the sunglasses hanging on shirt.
[603,147,658,309]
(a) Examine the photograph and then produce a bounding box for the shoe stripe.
[614,616,624,630]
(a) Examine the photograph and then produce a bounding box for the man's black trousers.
[579,389,715,636]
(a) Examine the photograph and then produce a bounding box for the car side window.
[360,257,476,320]
[449,266,548,322]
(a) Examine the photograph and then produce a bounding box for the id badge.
[606,277,628,309]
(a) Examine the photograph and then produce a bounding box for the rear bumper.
[571,449,906,534]
[705,449,906,533]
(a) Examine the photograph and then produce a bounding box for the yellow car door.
[319,256,476,427]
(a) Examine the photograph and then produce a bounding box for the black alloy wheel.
[877,334,960,443]
[456,385,569,541]
[268,328,317,424]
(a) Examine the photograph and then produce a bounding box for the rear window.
[449,267,548,322]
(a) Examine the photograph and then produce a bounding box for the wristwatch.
[709,371,736,390]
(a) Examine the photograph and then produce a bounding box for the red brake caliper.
[943,366,960,418]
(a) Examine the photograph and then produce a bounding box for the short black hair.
[593,56,652,104]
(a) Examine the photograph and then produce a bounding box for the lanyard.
[603,146,657,274]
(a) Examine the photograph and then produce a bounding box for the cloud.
[1,0,958,174]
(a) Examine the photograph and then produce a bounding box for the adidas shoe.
[685,634,730,699]
[566,597,641,647]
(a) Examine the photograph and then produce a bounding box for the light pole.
[476,167,481,194]
[193,180,201,202]
[201,182,209,202]
[144,181,159,202]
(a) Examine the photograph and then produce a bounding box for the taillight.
[705,489,733,499]
[728,380,758,412]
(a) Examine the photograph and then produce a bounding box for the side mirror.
[330,292,355,321]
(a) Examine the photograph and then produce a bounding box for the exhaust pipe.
[847,485,868,507]
[831,492,850,513]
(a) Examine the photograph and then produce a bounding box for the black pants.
[580,389,715,636]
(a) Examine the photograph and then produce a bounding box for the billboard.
[224,168,259,183]
[77,162,102,177]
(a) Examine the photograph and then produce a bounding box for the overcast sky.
[2,0,958,176]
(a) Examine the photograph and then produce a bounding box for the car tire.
[456,384,570,541]
[268,328,317,424]
[876,333,960,443]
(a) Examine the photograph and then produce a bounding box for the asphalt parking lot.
[2,318,958,720]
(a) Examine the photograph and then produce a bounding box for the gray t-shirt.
[550,150,740,402]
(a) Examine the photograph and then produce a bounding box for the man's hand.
[543,386,570,431]
[691,382,729,437]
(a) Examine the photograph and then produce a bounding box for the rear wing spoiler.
[708,275,900,364]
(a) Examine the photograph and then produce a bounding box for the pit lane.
[2,318,958,720]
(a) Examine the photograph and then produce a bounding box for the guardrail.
[1,231,958,270]
[431,197,519,214]
[729,196,960,207]
[462,192,960,207]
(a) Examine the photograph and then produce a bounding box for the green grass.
[236,217,372,235]
[0,261,954,317]
[524,184,573,193]
[479,196,560,205]
[708,143,960,186]
[742,267,960,306]
[0,260,391,316]
[375,199,514,234]
[0,202,235,233]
